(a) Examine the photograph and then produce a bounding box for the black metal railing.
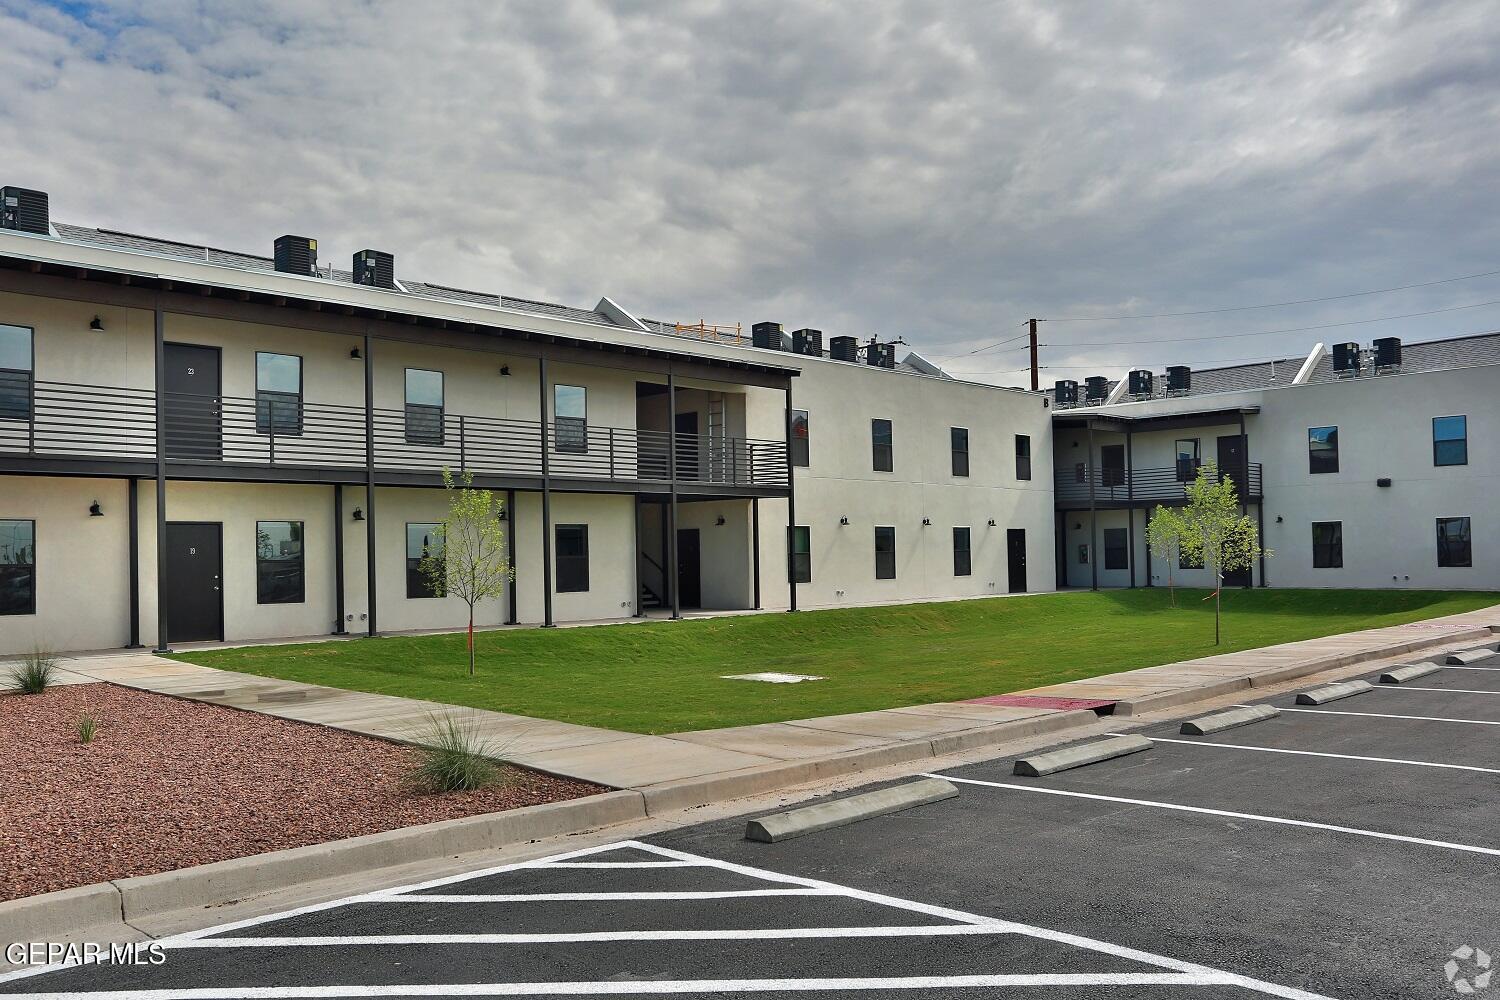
[0,380,791,489]
[1055,462,1262,506]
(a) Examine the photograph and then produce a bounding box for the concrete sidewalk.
[46,601,1500,807]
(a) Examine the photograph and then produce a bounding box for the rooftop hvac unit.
[1084,376,1110,402]
[1373,336,1402,370]
[792,328,823,357]
[353,249,395,289]
[830,335,859,362]
[274,235,318,276]
[1166,365,1192,394]
[751,321,786,351]
[0,186,49,235]
[1332,341,1361,376]
[1053,379,1079,407]
[1128,369,1154,397]
[866,342,896,368]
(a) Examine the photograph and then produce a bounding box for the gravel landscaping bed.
[0,683,605,901]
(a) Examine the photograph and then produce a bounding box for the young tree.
[420,469,513,676]
[1176,461,1269,645]
[1144,505,1190,607]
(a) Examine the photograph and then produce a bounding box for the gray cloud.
[3,0,1498,385]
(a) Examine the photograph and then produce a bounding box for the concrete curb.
[744,778,959,843]
[1014,735,1152,777]
[0,883,124,948]
[1180,704,1280,735]
[1379,662,1443,685]
[1296,679,1373,705]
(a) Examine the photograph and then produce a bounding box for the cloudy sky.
[4,0,1499,385]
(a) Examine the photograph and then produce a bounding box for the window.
[1311,521,1343,569]
[405,369,444,445]
[790,409,809,467]
[1179,546,1204,570]
[256,521,305,604]
[0,324,33,422]
[1308,426,1339,474]
[555,524,590,592]
[1175,439,1200,482]
[953,527,971,577]
[874,526,896,579]
[950,427,969,477]
[871,418,893,472]
[1433,415,1467,467]
[788,525,811,583]
[1101,445,1125,487]
[255,352,303,435]
[1437,517,1472,568]
[0,519,35,616]
[406,522,444,598]
[554,384,588,455]
[1104,528,1128,570]
[1015,435,1032,481]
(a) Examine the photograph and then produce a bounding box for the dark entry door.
[165,522,223,643]
[164,343,223,461]
[674,412,700,481]
[1216,434,1251,587]
[676,528,701,608]
[1100,444,1126,491]
[1007,528,1027,593]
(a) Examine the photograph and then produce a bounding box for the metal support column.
[1087,421,1098,591]
[1126,427,1136,588]
[505,488,518,623]
[539,359,555,627]
[667,370,681,620]
[784,383,798,612]
[751,497,762,610]
[1257,502,1268,587]
[127,477,141,648]
[363,330,379,637]
[333,485,346,634]
[1238,410,1250,589]
[152,301,171,653]
[1144,503,1154,587]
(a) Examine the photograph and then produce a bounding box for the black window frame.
[0,323,35,423]
[1311,521,1343,569]
[790,409,809,468]
[1103,528,1128,570]
[788,525,811,583]
[874,525,896,579]
[1433,415,1468,467]
[871,418,893,473]
[1015,434,1032,481]
[405,521,445,598]
[952,526,971,577]
[0,517,36,616]
[554,384,588,455]
[1174,438,1200,482]
[950,427,969,478]
[555,523,590,593]
[1436,516,1472,568]
[255,520,305,604]
[404,368,445,446]
[1308,425,1339,474]
[255,351,304,436]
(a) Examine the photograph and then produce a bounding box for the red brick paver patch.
[0,684,604,901]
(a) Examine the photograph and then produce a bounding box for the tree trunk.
[1214,570,1222,645]
[467,607,476,676]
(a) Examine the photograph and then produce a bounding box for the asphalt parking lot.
[4,646,1498,999]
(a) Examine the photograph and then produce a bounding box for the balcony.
[1055,462,1263,508]
[0,380,791,492]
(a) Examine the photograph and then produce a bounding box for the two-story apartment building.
[1051,334,1498,592]
[0,186,1057,656]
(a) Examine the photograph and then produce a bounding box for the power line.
[1043,267,1500,322]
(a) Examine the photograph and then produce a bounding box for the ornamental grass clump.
[406,714,500,793]
[6,648,57,695]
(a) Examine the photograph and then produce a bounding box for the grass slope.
[171,589,1497,734]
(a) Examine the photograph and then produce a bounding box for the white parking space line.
[373,889,830,902]
[1445,665,1500,671]
[540,861,699,869]
[1146,736,1500,775]
[170,924,1011,947]
[1264,706,1500,726]
[933,774,1500,859]
[1375,686,1500,696]
[0,971,1319,998]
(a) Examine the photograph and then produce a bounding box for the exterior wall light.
[500,365,511,376]
[89,500,103,516]
[715,515,726,525]
[350,347,362,359]
[89,316,104,331]
[352,507,365,521]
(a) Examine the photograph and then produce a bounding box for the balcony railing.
[1055,462,1263,507]
[0,380,790,490]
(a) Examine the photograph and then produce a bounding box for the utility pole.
[1028,318,1040,391]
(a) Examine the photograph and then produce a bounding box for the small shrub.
[77,711,100,744]
[6,648,57,695]
[406,714,499,793]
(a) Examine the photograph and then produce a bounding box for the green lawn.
[169,589,1498,734]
